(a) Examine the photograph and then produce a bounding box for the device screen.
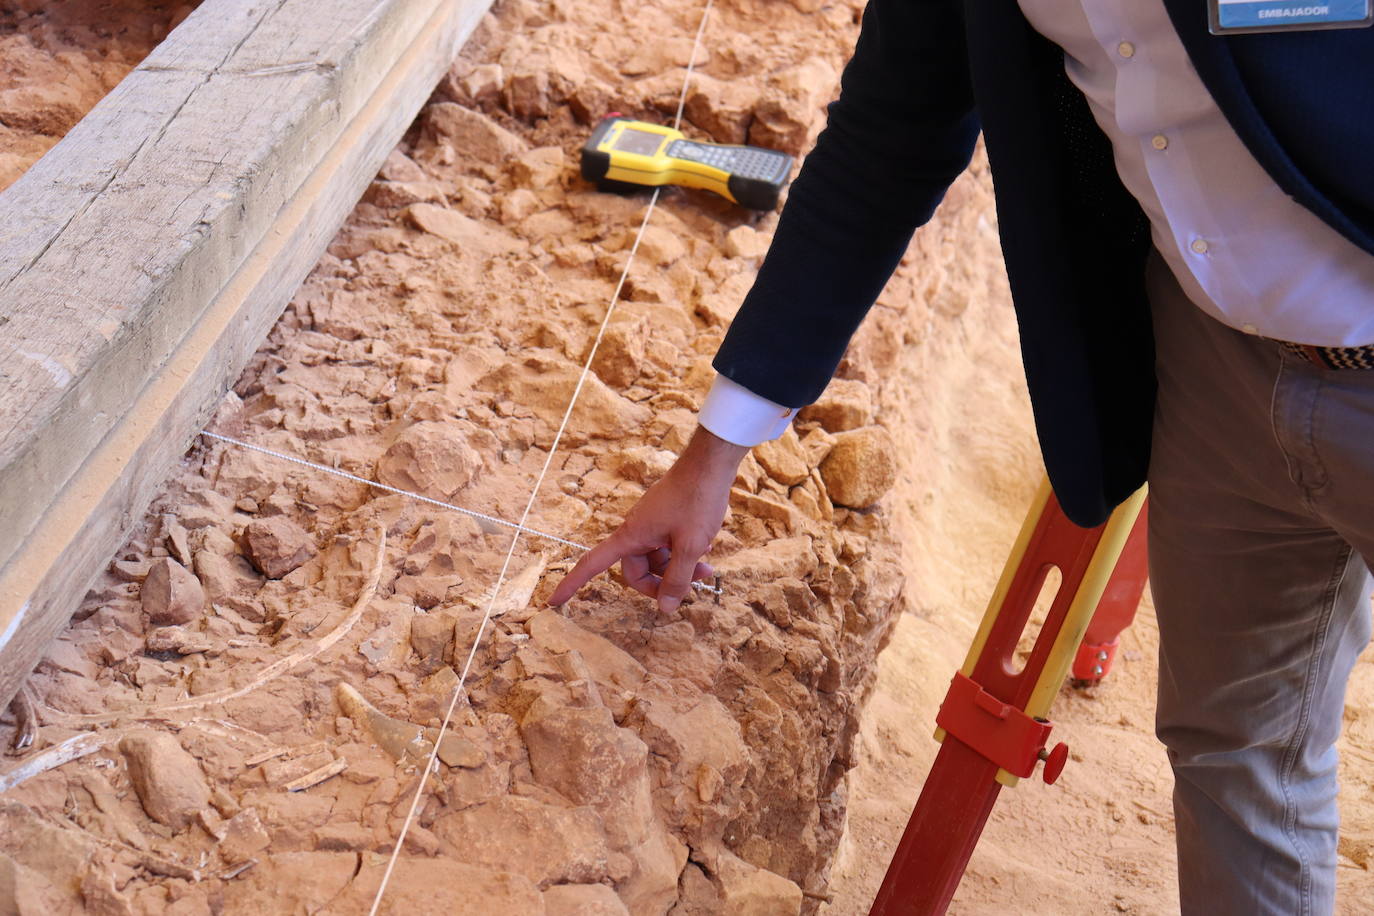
[613,128,664,156]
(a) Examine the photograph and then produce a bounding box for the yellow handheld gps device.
[580,116,794,211]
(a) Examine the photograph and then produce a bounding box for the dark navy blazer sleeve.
[712,0,979,407]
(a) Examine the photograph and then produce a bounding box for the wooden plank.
[0,0,493,710]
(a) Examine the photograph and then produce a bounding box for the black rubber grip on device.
[728,173,783,211]
[580,116,619,182]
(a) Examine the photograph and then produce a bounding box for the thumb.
[656,545,701,615]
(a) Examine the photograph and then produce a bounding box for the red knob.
[1041,742,1069,785]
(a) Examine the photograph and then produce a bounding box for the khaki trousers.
[1147,253,1374,915]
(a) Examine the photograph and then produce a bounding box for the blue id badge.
[1210,0,1374,33]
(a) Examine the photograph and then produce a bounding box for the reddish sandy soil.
[0,0,196,193]
[2,0,1373,914]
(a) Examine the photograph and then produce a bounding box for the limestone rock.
[501,188,542,223]
[753,426,808,486]
[799,378,874,432]
[527,610,647,693]
[192,549,263,607]
[637,225,687,267]
[512,146,566,189]
[432,796,611,888]
[482,359,651,443]
[715,535,817,583]
[424,101,528,161]
[818,426,897,509]
[723,225,768,260]
[119,731,210,830]
[409,611,454,673]
[140,558,205,625]
[520,700,654,849]
[748,97,810,157]
[80,866,134,916]
[506,69,553,120]
[218,808,270,864]
[612,445,674,486]
[379,148,428,182]
[377,421,484,500]
[243,516,316,579]
[144,626,213,655]
[330,855,545,914]
[457,63,504,107]
[683,74,756,144]
[715,853,803,915]
[0,852,70,914]
[591,322,646,389]
[542,883,629,915]
[619,826,688,916]
[406,203,523,257]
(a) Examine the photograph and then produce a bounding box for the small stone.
[436,732,487,769]
[612,445,674,485]
[111,559,151,582]
[243,516,316,579]
[431,796,610,888]
[818,425,897,509]
[723,225,768,260]
[696,763,724,803]
[145,626,214,655]
[505,69,552,120]
[520,702,654,849]
[81,866,134,916]
[379,149,428,182]
[542,883,630,915]
[683,74,756,144]
[590,322,646,389]
[637,225,687,266]
[715,852,804,915]
[799,378,874,432]
[459,63,504,106]
[119,731,211,831]
[753,426,809,486]
[141,558,206,625]
[501,188,541,223]
[313,822,375,852]
[511,146,566,190]
[409,612,453,673]
[218,808,271,864]
[424,102,528,161]
[377,421,484,500]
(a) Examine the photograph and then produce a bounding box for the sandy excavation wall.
[0,0,923,913]
[0,1,199,192]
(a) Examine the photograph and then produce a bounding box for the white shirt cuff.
[698,374,798,447]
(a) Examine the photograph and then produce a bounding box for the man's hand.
[549,425,749,614]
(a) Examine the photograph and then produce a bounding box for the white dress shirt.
[701,0,1374,447]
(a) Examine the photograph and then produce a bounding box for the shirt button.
[1190,238,1209,254]
[1151,134,1169,150]
[1118,41,1136,58]
[1241,323,1258,335]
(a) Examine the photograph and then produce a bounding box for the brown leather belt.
[1278,340,1374,370]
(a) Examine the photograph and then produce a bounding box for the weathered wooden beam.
[0,0,493,710]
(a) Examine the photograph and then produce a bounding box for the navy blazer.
[713,0,1374,526]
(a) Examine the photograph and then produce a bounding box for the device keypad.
[669,141,789,182]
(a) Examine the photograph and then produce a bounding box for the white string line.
[199,431,722,595]
[673,0,712,129]
[199,431,588,552]
[369,4,716,907]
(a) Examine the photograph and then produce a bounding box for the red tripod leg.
[869,480,1146,915]
[1071,501,1149,685]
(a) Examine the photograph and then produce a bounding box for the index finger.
[548,535,632,606]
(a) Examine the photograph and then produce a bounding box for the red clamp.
[935,672,1064,782]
